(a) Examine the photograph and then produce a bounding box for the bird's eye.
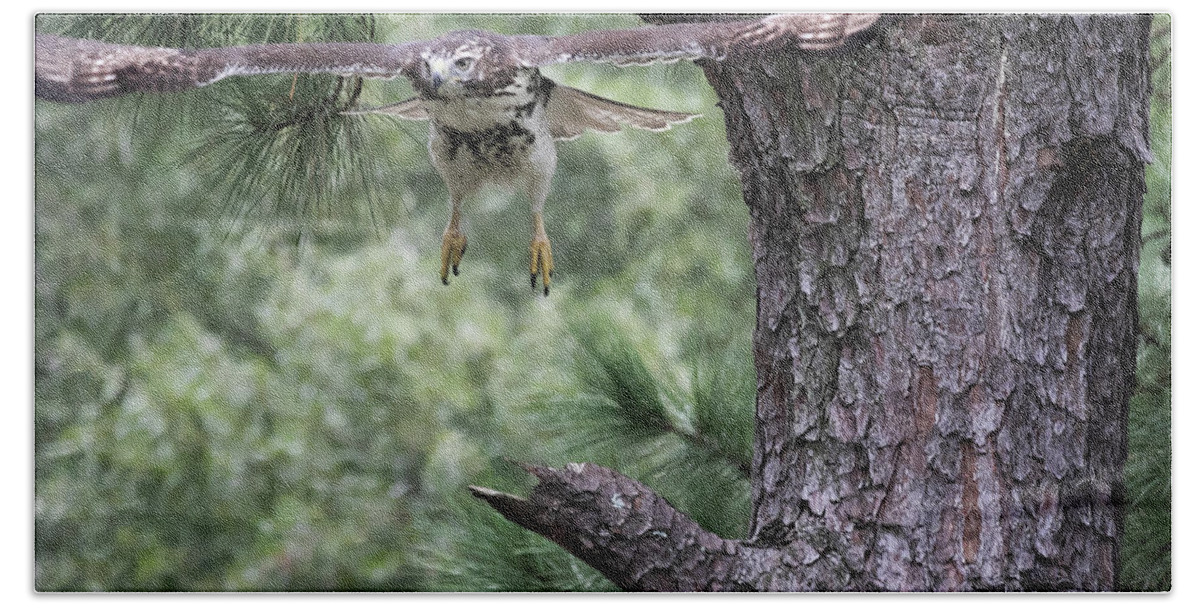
[454,57,474,71]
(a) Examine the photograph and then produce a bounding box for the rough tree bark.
[473,14,1150,591]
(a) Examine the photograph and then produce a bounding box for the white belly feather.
[425,83,556,193]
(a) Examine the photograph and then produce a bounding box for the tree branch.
[470,462,837,591]
[471,462,744,590]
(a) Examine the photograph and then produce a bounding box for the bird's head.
[415,30,523,100]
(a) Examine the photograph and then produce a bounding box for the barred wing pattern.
[515,13,881,67]
[35,14,881,103]
[34,34,424,103]
[545,85,699,141]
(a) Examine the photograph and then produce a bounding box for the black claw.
[543,285,549,297]
[442,277,449,286]
[531,273,537,290]
[453,265,459,276]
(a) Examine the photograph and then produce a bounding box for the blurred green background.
[32,14,1170,591]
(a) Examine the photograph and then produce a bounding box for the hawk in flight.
[35,14,879,295]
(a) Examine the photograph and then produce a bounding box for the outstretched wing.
[35,15,882,103]
[512,13,881,67]
[545,84,698,141]
[35,34,424,103]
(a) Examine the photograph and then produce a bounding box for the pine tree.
[34,13,1169,591]
[470,14,1166,591]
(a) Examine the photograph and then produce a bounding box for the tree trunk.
[474,14,1150,591]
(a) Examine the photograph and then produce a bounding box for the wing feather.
[36,15,882,104]
[512,21,747,68]
[546,84,698,141]
[515,13,881,68]
[35,34,423,103]
[735,13,883,50]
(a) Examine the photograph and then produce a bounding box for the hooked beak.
[425,57,451,92]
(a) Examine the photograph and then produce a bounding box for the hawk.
[35,14,880,295]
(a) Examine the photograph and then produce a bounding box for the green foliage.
[35,13,752,591]
[34,13,1169,592]
[413,457,618,591]
[505,311,754,539]
[1119,13,1171,592]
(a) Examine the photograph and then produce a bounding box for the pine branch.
[470,462,744,590]
[674,428,752,478]
[470,462,840,591]
[570,321,754,478]
[41,14,389,240]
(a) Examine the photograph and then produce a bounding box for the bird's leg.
[527,173,554,296]
[440,197,468,285]
[529,212,554,296]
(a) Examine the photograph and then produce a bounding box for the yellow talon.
[530,236,554,296]
[440,229,468,285]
